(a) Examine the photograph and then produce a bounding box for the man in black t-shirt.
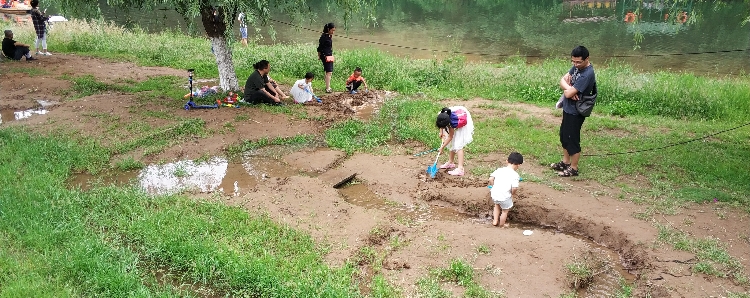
[2,30,36,61]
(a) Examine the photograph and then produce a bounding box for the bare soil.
[2,54,748,297]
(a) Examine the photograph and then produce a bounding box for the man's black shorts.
[559,112,586,155]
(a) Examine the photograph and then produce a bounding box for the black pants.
[13,46,30,60]
[559,112,586,155]
[247,88,277,104]
[346,81,362,92]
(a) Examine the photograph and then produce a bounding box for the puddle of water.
[338,182,471,222]
[0,108,49,124]
[0,109,15,124]
[138,157,229,195]
[14,108,48,120]
[69,170,140,190]
[354,104,376,121]
[70,153,301,196]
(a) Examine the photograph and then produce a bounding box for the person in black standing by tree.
[317,22,335,93]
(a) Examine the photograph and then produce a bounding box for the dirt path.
[2,54,748,297]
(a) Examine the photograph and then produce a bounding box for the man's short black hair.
[571,46,589,60]
[354,67,362,72]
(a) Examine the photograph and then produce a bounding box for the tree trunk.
[200,5,239,91]
[210,37,239,91]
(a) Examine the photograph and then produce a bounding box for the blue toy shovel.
[305,87,322,103]
[426,150,441,178]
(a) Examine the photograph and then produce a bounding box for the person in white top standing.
[488,152,523,228]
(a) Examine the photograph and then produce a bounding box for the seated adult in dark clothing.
[243,60,282,105]
[2,30,35,61]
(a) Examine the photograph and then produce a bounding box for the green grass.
[656,224,748,284]
[370,274,401,298]
[9,20,749,121]
[420,259,502,298]
[111,118,208,155]
[114,156,145,171]
[0,128,363,297]
[60,74,184,100]
[8,21,750,203]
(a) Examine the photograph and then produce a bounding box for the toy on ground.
[304,87,322,103]
[426,150,442,179]
[184,69,218,110]
[184,85,220,99]
[216,91,240,108]
[185,101,218,110]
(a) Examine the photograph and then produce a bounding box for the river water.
[39,0,750,75]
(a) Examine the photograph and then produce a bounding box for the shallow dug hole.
[70,147,646,295]
[338,180,471,223]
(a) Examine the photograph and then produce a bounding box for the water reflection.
[138,157,229,195]
[80,0,750,73]
[0,108,49,124]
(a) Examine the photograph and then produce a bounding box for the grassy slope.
[0,128,362,296]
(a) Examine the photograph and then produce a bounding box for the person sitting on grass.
[345,67,368,94]
[290,72,317,104]
[243,60,283,106]
[265,75,290,100]
[488,152,523,228]
[2,30,36,61]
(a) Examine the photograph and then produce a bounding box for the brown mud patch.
[4,54,749,297]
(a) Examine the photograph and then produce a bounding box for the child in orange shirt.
[345,67,368,94]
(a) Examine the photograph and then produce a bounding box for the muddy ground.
[2,54,749,297]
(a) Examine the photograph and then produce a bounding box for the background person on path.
[29,0,51,56]
[550,46,596,177]
[436,106,475,176]
[237,12,247,47]
[243,60,283,105]
[2,30,35,61]
[489,152,523,228]
[317,22,335,93]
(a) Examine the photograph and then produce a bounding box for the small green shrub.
[114,156,144,171]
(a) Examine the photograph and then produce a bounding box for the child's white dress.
[448,106,474,151]
[290,79,312,103]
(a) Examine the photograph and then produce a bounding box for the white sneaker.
[35,51,42,55]
[43,52,52,56]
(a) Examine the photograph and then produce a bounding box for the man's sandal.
[550,161,570,171]
[558,166,579,177]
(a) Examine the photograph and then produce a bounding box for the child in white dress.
[290,72,316,104]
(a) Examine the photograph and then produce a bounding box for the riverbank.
[1,20,749,297]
